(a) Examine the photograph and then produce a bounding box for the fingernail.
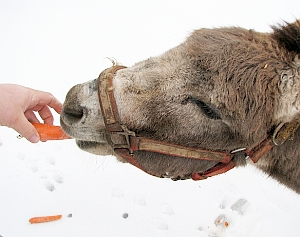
[29,134,40,143]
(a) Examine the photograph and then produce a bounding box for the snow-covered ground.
[1,1,300,236]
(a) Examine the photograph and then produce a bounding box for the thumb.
[13,118,40,143]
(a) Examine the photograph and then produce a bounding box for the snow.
[1,1,300,236]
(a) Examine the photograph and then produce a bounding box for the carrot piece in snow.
[29,215,62,224]
[31,122,72,141]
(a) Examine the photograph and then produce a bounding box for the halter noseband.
[97,65,300,180]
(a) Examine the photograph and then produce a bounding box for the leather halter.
[97,65,300,180]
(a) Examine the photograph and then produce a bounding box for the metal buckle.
[230,147,249,159]
[109,125,136,153]
[272,119,300,146]
[230,147,246,154]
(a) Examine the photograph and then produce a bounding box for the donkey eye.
[188,98,221,120]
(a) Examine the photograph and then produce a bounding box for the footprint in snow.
[40,170,64,191]
[197,198,251,236]
[52,171,64,183]
[40,178,55,192]
[44,156,56,165]
[111,188,124,198]
[134,195,146,206]
[25,160,38,172]
[230,198,249,215]
[153,218,168,230]
[15,152,64,191]
[214,214,230,230]
[15,152,25,161]
[161,203,174,215]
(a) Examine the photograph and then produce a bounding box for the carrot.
[31,122,72,141]
[29,215,62,224]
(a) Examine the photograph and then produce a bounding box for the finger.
[32,91,62,114]
[37,106,54,125]
[45,97,62,114]
[24,110,40,123]
[51,99,63,114]
[13,117,40,143]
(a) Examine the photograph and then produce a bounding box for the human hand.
[0,84,62,143]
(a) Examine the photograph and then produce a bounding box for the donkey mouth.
[61,123,112,156]
[75,139,114,156]
[60,114,112,156]
[60,117,105,140]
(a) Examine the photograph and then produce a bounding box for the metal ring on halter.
[230,147,247,154]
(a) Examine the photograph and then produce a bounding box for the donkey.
[60,20,300,193]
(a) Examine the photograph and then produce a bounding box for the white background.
[0,1,300,236]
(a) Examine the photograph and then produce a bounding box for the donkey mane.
[272,20,300,53]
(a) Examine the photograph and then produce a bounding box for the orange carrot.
[29,215,62,224]
[31,122,72,141]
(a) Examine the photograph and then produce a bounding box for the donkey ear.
[271,20,300,53]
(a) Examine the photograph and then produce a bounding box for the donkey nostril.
[66,107,84,119]
[62,107,85,125]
